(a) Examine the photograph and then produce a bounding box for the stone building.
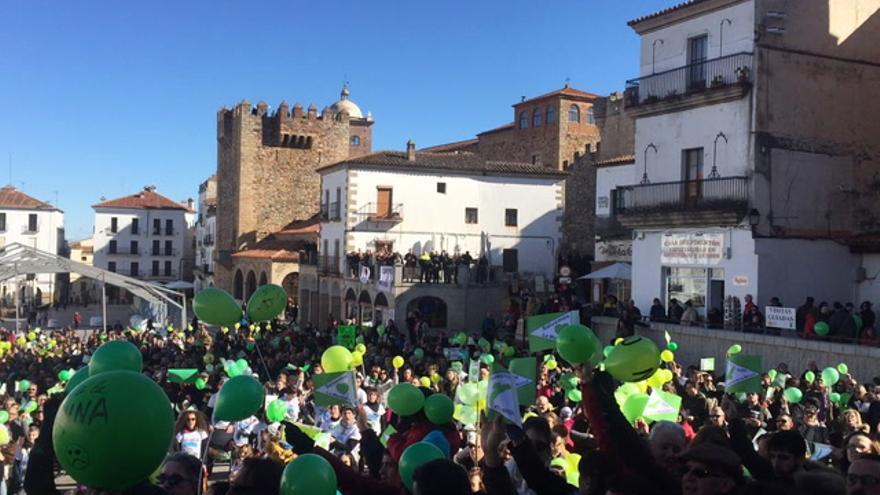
[214,86,373,301]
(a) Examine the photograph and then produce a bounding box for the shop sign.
[596,240,632,262]
[766,307,796,330]
[660,233,724,266]
[732,276,749,286]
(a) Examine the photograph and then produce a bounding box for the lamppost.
[709,131,728,179]
[720,18,732,57]
[642,143,657,184]
[652,39,664,74]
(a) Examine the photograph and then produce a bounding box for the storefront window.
[666,267,708,313]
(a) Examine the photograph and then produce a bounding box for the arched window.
[587,107,595,124]
[406,296,448,328]
[246,271,257,300]
[532,108,542,128]
[518,112,528,129]
[233,270,244,300]
[259,271,267,286]
[350,135,361,146]
[569,104,580,123]
[545,105,555,124]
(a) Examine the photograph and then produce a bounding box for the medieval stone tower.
[214,86,373,289]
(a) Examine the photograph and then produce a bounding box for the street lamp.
[748,209,761,230]
[652,39,664,74]
[642,143,657,184]
[709,131,728,179]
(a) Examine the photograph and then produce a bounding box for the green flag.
[700,358,715,372]
[725,355,762,394]
[507,357,537,407]
[642,390,682,423]
[527,311,579,352]
[313,371,357,407]
[379,424,397,447]
[167,368,200,384]
[337,325,357,351]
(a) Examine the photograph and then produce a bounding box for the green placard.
[313,371,357,406]
[167,368,199,384]
[337,325,356,350]
[726,355,762,394]
[700,358,715,372]
[527,311,579,352]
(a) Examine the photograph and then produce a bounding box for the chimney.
[406,139,416,161]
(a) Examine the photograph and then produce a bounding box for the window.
[505,209,518,227]
[531,154,540,165]
[164,261,172,276]
[153,219,161,235]
[27,214,37,232]
[130,262,139,277]
[532,109,542,127]
[108,261,116,273]
[465,208,478,224]
[165,240,173,256]
[131,218,139,234]
[130,241,138,255]
[165,219,173,235]
[546,105,555,124]
[152,260,160,276]
[437,182,446,194]
[0,213,5,231]
[569,104,580,122]
[587,107,595,124]
[518,112,528,129]
[108,240,117,254]
[152,240,160,256]
[502,249,519,273]
[687,35,708,88]
[351,135,361,146]
[110,217,118,233]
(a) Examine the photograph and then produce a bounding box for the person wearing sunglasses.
[173,410,210,458]
[158,453,206,495]
[679,444,744,495]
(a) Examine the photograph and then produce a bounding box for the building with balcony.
[67,238,98,305]
[604,0,880,319]
[194,176,217,291]
[0,185,65,309]
[297,142,567,331]
[92,186,195,301]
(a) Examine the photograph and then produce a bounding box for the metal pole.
[15,280,20,333]
[182,292,187,330]
[101,273,107,333]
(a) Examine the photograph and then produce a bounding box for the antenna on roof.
[564,77,571,88]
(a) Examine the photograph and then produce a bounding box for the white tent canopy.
[0,243,185,331]
[578,262,632,280]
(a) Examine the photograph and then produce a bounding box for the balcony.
[624,52,753,116]
[109,249,141,256]
[318,255,340,275]
[613,176,749,228]
[202,234,214,246]
[21,226,39,235]
[354,203,404,224]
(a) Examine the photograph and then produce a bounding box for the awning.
[578,262,631,280]
[164,280,195,290]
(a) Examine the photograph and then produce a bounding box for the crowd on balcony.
[345,248,493,284]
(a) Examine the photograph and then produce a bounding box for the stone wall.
[593,93,635,162]
[590,316,880,383]
[561,154,597,257]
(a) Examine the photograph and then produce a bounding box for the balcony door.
[683,148,704,207]
[687,35,708,90]
[376,187,393,218]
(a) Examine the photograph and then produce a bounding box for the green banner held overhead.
[313,371,357,407]
[337,325,357,351]
[167,369,200,384]
[527,311,579,352]
[507,357,537,407]
[726,355,763,394]
[642,390,682,423]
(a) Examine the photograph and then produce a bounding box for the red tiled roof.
[231,249,300,262]
[628,0,712,27]
[319,150,568,178]
[0,186,60,212]
[420,138,480,153]
[93,188,193,212]
[595,155,636,167]
[515,86,600,107]
[476,123,515,136]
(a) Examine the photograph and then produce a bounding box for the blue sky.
[0,0,672,240]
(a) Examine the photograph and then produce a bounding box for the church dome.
[329,85,363,119]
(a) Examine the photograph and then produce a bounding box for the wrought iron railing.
[614,176,749,214]
[318,255,340,274]
[329,202,340,221]
[625,52,753,107]
[355,203,404,221]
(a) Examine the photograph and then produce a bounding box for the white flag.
[488,371,522,427]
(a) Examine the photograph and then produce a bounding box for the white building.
[92,186,195,301]
[194,176,217,291]
[0,185,64,307]
[298,143,566,330]
[601,0,880,323]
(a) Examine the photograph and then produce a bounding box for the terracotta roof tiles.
[319,151,567,178]
[93,188,193,212]
[0,186,60,212]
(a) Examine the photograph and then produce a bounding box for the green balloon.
[560,372,580,391]
[457,383,479,406]
[213,375,264,422]
[603,345,614,358]
[566,389,582,402]
[814,321,830,336]
[246,284,287,323]
[89,340,143,376]
[66,367,90,392]
[821,367,840,386]
[59,369,72,382]
[321,346,353,373]
[280,453,337,495]
[555,324,600,365]
[783,387,803,403]
[481,354,495,364]
[22,401,37,414]
[399,442,446,491]
[17,380,30,392]
[621,393,650,423]
[838,363,849,375]
[727,344,742,355]
[830,392,841,404]
[424,394,454,425]
[804,371,815,384]
[266,399,287,423]
[0,411,7,423]
[193,288,242,327]
[194,378,207,391]
[413,348,425,360]
[53,371,174,490]
[667,342,679,351]
[388,383,425,416]
[604,336,661,383]
[767,369,778,381]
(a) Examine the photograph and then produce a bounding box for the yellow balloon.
[234,322,241,329]
[660,369,674,384]
[635,379,649,394]
[221,327,229,334]
[392,356,405,369]
[431,373,441,384]
[546,359,558,370]
[352,351,364,367]
[27,332,36,341]
[614,337,624,345]
[355,343,367,355]
[646,370,664,390]
[419,376,431,388]
[16,337,26,346]
[660,350,675,363]
[0,425,8,446]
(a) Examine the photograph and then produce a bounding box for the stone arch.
[406,296,448,329]
[245,271,257,300]
[281,272,299,305]
[259,271,268,286]
[374,292,389,308]
[358,290,372,305]
[233,270,244,300]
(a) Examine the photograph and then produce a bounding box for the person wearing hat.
[680,443,744,495]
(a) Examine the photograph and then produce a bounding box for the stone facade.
[214,89,373,292]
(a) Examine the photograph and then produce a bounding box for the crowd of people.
[1,300,880,495]
[345,249,492,285]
